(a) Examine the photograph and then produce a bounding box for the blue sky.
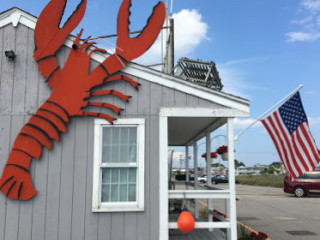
[2,0,320,168]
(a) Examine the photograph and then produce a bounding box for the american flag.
[261,92,320,179]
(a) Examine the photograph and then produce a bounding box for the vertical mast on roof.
[164,0,174,74]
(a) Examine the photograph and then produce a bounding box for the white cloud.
[171,9,209,57]
[286,0,320,42]
[301,0,320,13]
[136,9,209,66]
[291,16,313,25]
[286,31,320,42]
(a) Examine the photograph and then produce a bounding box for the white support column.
[227,118,237,240]
[206,132,213,231]
[185,146,190,210]
[193,141,199,219]
[186,146,189,184]
[159,116,168,240]
[226,198,231,238]
[206,132,212,186]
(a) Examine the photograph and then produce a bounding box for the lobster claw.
[116,0,166,62]
[33,0,87,61]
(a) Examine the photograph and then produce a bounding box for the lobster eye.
[72,44,78,50]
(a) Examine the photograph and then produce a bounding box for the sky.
[2,0,320,169]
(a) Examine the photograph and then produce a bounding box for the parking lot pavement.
[213,184,320,240]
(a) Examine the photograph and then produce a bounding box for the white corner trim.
[159,116,168,240]
[0,8,37,28]
[10,11,21,27]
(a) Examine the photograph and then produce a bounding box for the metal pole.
[234,84,303,141]
[169,18,174,74]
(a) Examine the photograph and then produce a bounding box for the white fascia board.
[159,108,249,117]
[1,9,250,114]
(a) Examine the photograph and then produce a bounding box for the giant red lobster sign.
[0,0,165,200]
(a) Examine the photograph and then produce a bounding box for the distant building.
[235,164,269,176]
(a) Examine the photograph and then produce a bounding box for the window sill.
[92,204,144,212]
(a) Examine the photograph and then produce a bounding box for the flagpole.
[234,84,303,141]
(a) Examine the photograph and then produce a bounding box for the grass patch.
[236,174,285,188]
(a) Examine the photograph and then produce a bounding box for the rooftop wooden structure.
[174,57,223,91]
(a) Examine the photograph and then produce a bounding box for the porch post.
[159,116,168,240]
[227,117,237,240]
[185,146,190,210]
[193,141,199,219]
[206,132,213,231]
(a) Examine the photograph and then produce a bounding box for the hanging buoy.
[177,211,195,233]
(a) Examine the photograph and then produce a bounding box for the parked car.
[211,175,239,184]
[197,174,207,183]
[284,171,320,197]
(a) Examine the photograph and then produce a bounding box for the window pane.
[120,184,128,202]
[113,127,120,145]
[102,127,112,144]
[120,145,129,162]
[129,168,136,183]
[128,184,136,201]
[129,146,137,163]
[111,184,119,202]
[102,145,111,163]
[101,184,110,202]
[120,168,128,183]
[129,127,137,145]
[111,168,119,183]
[112,144,120,162]
[101,169,110,202]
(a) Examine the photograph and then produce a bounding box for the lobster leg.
[89,90,131,102]
[86,102,123,115]
[82,112,116,124]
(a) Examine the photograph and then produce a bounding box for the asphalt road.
[213,184,320,240]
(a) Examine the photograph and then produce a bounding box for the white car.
[197,175,207,183]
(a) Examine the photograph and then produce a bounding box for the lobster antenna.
[114,53,126,68]
[97,38,124,52]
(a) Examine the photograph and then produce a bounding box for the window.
[92,118,145,212]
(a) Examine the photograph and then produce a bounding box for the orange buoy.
[177,211,195,233]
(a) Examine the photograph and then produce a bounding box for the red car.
[284,171,320,197]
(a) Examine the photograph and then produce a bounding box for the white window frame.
[92,118,145,212]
